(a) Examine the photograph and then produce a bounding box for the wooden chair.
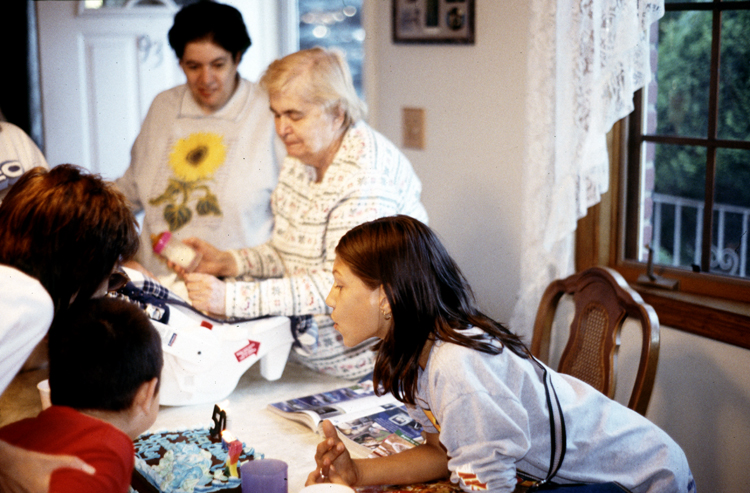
[530,267,660,415]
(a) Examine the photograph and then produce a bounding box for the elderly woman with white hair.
[178,47,428,379]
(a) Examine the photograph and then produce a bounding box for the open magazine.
[267,380,424,458]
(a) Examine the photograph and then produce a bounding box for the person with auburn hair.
[0,164,139,493]
[307,215,694,493]
[177,47,428,379]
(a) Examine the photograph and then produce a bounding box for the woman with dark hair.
[307,215,694,493]
[116,0,281,281]
[0,164,140,492]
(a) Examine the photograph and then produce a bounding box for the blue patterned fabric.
[112,269,315,348]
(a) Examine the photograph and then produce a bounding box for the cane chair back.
[530,267,660,415]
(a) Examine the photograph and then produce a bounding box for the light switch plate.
[402,107,425,150]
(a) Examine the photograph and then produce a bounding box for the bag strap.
[528,355,567,490]
[523,357,634,493]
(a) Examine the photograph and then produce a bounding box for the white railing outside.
[651,193,750,278]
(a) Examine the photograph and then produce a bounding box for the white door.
[36,0,184,180]
[36,0,280,181]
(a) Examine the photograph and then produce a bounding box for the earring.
[383,312,392,321]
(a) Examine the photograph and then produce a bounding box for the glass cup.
[240,458,288,493]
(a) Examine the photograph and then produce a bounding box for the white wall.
[363,2,750,492]
[636,326,750,492]
[364,1,527,324]
[225,0,280,81]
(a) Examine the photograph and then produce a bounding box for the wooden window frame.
[577,118,750,350]
[578,2,750,350]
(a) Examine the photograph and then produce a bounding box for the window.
[294,0,365,97]
[579,0,750,349]
[628,0,750,281]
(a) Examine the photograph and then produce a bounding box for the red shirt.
[0,406,134,493]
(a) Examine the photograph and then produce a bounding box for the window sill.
[616,266,750,350]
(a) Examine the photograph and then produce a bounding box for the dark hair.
[335,215,529,405]
[168,1,251,60]
[0,165,139,314]
[48,297,163,411]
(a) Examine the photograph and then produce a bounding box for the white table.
[148,360,353,493]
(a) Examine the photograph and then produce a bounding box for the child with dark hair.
[0,297,163,492]
[306,215,694,493]
[0,165,139,318]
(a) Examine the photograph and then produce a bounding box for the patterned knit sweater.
[225,121,428,378]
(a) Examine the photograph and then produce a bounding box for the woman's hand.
[184,273,227,316]
[306,420,359,487]
[179,238,239,278]
[0,440,95,493]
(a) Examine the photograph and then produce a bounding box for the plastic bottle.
[152,231,202,272]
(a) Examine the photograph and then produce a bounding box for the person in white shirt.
[116,1,281,281]
[0,118,51,372]
[0,121,48,202]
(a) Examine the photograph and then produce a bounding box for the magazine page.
[369,431,421,458]
[267,380,390,430]
[327,402,425,458]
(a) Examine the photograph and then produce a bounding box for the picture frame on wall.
[392,0,475,44]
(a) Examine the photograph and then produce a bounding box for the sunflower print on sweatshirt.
[150,132,225,231]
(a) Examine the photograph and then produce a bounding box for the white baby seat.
[120,268,293,406]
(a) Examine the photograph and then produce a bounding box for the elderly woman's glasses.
[107,267,130,292]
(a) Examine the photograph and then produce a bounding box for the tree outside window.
[626,1,750,283]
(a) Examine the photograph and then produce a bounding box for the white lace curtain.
[510,0,664,338]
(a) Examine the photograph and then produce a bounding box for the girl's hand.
[184,273,227,316]
[306,420,359,486]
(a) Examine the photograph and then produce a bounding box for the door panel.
[86,35,141,180]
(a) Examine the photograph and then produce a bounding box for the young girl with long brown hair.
[307,215,694,493]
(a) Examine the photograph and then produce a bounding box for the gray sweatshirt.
[405,330,694,492]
